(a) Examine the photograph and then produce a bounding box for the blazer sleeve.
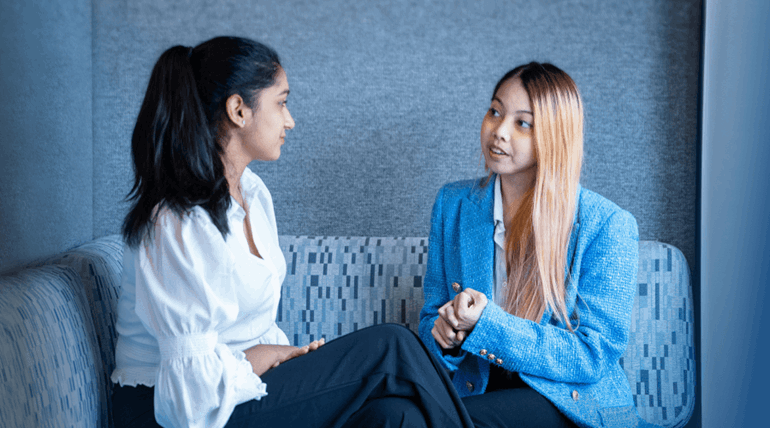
[460,210,639,384]
[419,187,469,371]
[135,210,266,428]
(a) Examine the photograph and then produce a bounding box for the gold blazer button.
[452,282,462,293]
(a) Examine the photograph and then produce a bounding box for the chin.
[485,162,512,177]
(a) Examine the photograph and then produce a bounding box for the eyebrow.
[279,89,290,96]
[491,96,532,115]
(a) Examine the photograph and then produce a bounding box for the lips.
[489,146,508,156]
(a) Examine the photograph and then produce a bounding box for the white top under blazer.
[111,168,288,428]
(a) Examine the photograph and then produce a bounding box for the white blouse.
[492,174,508,306]
[111,168,289,428]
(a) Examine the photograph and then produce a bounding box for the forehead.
[494,78,530,110]
[272,68,288,90]
[261,67,289,96]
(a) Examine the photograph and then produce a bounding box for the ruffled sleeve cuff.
[153,332,267,428]
[217,344,268,402]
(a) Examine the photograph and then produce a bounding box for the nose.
[284,107,295,130]
[493,119,510,142]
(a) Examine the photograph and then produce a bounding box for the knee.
[371,323,419,344]
[349,324,423,360]
[354,397,426,428]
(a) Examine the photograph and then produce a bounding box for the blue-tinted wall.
[0,0,92,271]
[701,0,770,426]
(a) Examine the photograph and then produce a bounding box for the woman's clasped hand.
[432,289,488,349]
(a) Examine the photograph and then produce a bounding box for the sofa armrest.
[624,241,696,428]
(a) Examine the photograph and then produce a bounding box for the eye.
[488,108,500,117]
[517,120,532,129]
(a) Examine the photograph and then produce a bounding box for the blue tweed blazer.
[418,177,652,428]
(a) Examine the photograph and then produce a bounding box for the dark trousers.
[112,324,473,428]
[461,365,578,428]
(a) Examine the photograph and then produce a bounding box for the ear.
[225,94,251,127]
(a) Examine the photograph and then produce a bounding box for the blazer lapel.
[458,179,495,296]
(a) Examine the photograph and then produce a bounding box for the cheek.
[526,143,537,164]
[480,121,492,141]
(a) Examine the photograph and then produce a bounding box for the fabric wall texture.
[0,0,93,271]
[90,0,701,272]
[1,0,702,283]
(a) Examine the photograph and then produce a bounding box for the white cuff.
[158,332,218,360]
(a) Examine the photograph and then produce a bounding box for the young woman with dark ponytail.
[111,36,473,428]
[419,63,655,427]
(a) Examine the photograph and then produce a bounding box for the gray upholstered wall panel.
[92,0,700,267]
[0,0,93,272]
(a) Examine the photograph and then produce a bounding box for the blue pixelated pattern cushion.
[277,236,428,344]
[623,241,695,427]
[277,236,695,428]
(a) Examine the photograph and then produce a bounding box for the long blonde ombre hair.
[492,63,583,331]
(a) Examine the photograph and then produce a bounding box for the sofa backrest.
[277,237,428,343]
[31,237,126,427]
[0,234,695,427]
[0,265,104,428]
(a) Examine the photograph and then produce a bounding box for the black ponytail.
[122,37,281,248]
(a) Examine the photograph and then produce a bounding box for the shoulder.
[434,176,490,204]
[577,187,639,240]
[152,205,223,244]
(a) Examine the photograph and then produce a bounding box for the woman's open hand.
[272,338,325,368]
[244,339,325,375]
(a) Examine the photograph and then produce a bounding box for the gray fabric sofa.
[0,235,695,427]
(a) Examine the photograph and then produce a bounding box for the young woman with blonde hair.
[419,62,652,427]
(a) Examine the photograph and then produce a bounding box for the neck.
[499,169,536,222]
[223,145,250,204]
